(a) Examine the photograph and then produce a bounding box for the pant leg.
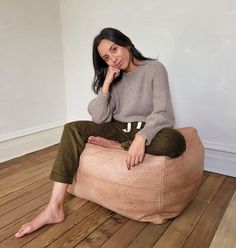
[50,120,130,184]
[110,122,186,158]
[144,128,186,158]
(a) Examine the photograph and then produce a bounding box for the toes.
[88,136,101,143]
[88,137,98,144]
[88,136,100,141]
[15,230,24,238]
[15,223,33,238]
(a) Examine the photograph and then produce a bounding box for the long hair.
[92,27,154,94]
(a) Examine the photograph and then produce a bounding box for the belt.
[122,121,142,133]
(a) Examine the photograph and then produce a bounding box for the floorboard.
[0,145,235,248]
[209,191,236,248]
[183,177,236,248]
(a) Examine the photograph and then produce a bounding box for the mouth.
[116,60,123,67]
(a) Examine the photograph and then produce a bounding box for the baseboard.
[204,140,236,154]
[0,126,64,163]
[204,148,236,177]
[1,128,236,178]
[0,121,65,142]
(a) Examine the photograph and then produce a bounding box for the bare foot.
[88,136,123,149]
[15,204,65,238]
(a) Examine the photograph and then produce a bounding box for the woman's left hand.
[126,134,146,170]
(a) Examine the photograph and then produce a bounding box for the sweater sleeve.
[136,62,175,145]
[87,90,116,123]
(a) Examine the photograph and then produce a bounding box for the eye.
[104,57,109,62]
[112,47,117,53]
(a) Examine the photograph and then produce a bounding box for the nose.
[110,54,117,63]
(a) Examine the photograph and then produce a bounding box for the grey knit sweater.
[87,60,175,145]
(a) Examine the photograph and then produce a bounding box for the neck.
[124,58,141,72]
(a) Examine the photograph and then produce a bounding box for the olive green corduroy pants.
[49,120,186,184]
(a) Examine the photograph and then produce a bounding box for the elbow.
[91,117,103,124]
[87,106,102,123]
[87,104,112,124]
[91,113,112,124]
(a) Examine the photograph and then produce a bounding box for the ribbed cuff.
[98,90,110,97]
[137,126,161,146]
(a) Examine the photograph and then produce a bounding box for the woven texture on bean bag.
[68,127,204,224]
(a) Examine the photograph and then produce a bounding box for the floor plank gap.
[0,145,235,248]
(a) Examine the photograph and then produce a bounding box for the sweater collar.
[122,60,151,78]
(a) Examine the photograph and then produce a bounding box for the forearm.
[101,66,120,95]
[134,133,147,143]
[101,81,111,95]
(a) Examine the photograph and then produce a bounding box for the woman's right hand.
[104,66,121,84]
[101,66,120,95]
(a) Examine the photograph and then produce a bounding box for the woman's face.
[97,39,133,72]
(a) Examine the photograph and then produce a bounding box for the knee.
[63,122,76,133]
[157,128,186,158]
[63,121,84,136]
[63,121,93,140]
[165,129,186,157]
[64,121,88,131]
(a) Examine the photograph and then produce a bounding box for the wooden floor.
[0,145,235,248]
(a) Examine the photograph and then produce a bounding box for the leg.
[15,120,129,238]
[145,128,186,158]
[50,120,130,184]
[15,121,93,238]
[15,182,68,238]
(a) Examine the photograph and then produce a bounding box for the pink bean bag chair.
[68,127,204,224]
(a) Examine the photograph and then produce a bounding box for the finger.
[139,154,144,163]
[134,156,140,166]
[114,72,120,79]
[130,155,135,167]
[126,156,131,170]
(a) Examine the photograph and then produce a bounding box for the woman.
[15,27,186,238]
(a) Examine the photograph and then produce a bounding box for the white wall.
[1,0,235,176]
[0,0,66,142]
[60,0,236,155]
